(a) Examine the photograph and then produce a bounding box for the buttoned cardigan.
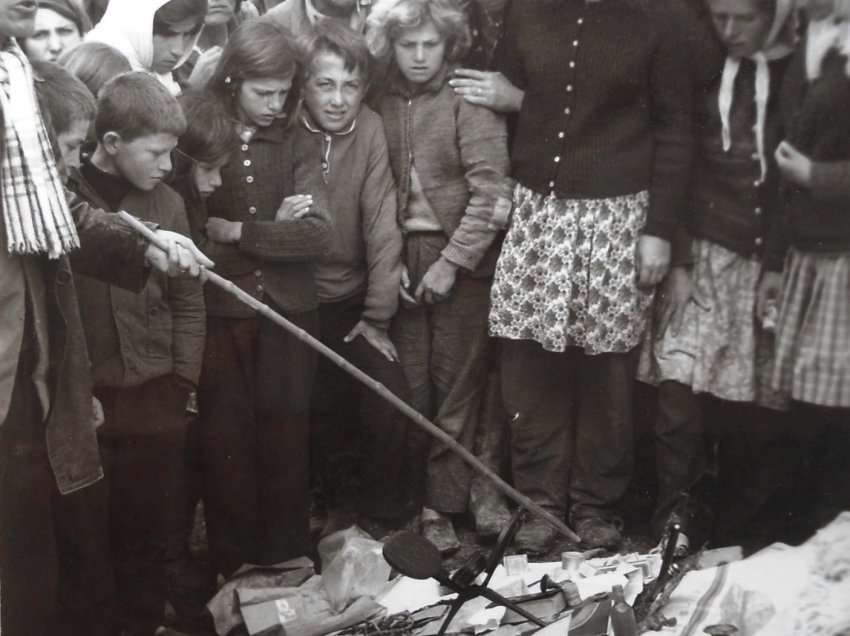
[201,119,332,317]
[494,0,694,241]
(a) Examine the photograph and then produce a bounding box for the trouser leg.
[98,377,189,635]
[254,309,317,564]
[425,275,493,515]
[569,350,638,525]
[0,372,60,636]
[198,318,260,578]
[501,339,574,516]
[652,380,706,536]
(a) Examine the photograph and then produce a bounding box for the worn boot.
[421,507,461,556]
[514,515,558,555]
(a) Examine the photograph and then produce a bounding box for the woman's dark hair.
[208,18,303,124]
[153,0,208,35]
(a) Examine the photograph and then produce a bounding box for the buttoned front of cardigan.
[495,0,694,240]
[201,120,332,317]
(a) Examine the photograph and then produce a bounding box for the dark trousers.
[313,294,415,520]
[653,380,798,544]
[501,339,637,523]
[198,308,317,577]
[788,402,850,537]
[96,375,190,635]
[392,234,496,515]
[0,348,113,636]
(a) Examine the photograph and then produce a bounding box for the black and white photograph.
[1,0,849,634]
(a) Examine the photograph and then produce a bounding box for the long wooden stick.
[123,211,581,543]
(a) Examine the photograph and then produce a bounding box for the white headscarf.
[85,0,199,95]
[718,0,795,183]
[804,15,850,80]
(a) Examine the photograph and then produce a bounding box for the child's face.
[193,155,229,198]
[152,17,199,74]
[206,0,237,26]
[106,131,178,191]
[303,52,366,134]
[23,7,83,63]
[57,117,91,173]
[707,0,773,59]
[237,77,293,128]
[393,20,446,88]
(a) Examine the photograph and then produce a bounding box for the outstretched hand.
[344,320,399,362]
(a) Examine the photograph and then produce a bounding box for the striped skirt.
[772,248,850,408]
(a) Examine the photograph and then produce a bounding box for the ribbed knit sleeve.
[238,155,332,262]
[441,99,509,272]
[810,161,850,205]
[644,19,695,241]
[359,121,403,328]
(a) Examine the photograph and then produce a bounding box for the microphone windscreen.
[382,531,443,580]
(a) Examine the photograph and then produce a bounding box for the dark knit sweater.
[765,45,850,270]
[202,120,332,317]
[687,57,790,260]
[494,0,694,240]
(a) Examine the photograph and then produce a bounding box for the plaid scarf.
[0,40,79,259]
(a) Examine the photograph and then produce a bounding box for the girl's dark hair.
[177,89,240,165]
[208,18,303,123]
[153,0,208,35]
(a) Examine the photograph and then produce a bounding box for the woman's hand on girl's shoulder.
[449,68,524,113]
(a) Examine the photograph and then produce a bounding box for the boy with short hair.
[67,71,206,636]
[295,22,416,533]
[32,60,95,173]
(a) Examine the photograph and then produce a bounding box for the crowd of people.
[1,0,849,634]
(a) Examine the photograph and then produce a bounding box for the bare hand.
[655,266,705,337]
[637,235,671,289]
[449,68,525,113]
[775,141,813,187]
[344,320,399,362]
[238,0,260,19]
[399,264,417,307]
[91,396,104,429]
[275,194,314,221]
[205,217,243,244]
[415,257,458,304]
[186,46,222,89]
[145,230,214,279]
[756,271,783,322]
